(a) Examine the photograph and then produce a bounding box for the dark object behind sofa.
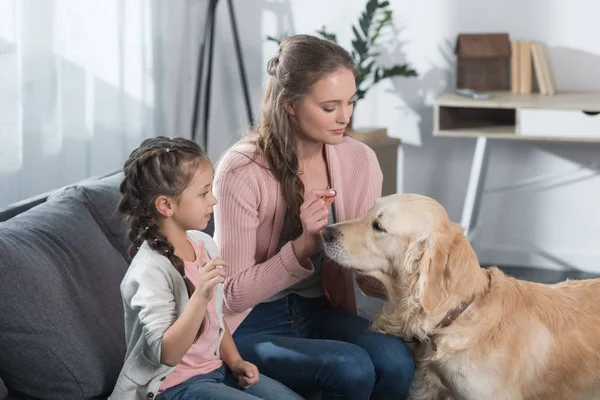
[0,380,6,400]
[0,172,214,400]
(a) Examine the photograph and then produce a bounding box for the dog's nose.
[321,226,337,242]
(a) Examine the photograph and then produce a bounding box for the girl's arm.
[159,295,209,366]
[125,259,223,366]
[219,324,260,389]
[160,254,227,366]
[125,263,181,366]
[218,324,243,366]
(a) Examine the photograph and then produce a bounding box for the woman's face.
[288,68,356,145]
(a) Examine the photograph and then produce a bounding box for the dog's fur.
[323,193,600,400]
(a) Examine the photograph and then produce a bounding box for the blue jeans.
[155,364,302,400]
[232,294,415,400]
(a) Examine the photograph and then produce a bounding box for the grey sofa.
[0,172,213,400]
[2,170,598,400]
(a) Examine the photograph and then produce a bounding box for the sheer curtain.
[0,0,199,208]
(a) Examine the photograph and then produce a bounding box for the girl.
[109,137,302,400]
[213,35,416,399]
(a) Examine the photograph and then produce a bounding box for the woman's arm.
[213,155,313,312]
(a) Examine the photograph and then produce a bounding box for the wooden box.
[455,33,511,91]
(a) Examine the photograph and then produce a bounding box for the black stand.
[191,0,254,147]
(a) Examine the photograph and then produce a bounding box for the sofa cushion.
[51,172,215,255]
[50,172,129,257]
[0,195,128,399]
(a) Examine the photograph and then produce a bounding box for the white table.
[434,91,600,241]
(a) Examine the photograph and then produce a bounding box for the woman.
[214,34,415,399]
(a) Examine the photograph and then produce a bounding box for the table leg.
[461,137,491,241]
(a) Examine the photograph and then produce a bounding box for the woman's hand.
[292,188,336,262]
[192,242,228,302]
[230,359,260,389]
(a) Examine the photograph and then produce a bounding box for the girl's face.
[288,68,356,146]
[171,163,217,232]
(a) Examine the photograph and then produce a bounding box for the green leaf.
[366,0,378,15]
[266,33,288,46]
[356,59,374,89]
[265,35,279,44]
[359,13,370,37]
[379,65,419,79]
[371,11,392,44]
[360,60,376,78]
[379,1,390,8]
[356,88,367,102]
[361,0,378,37]
[351,44,363,61]
[351,26,368,56]
[316,26,337,43]
[352,24,365,44]
[355,76,365,91]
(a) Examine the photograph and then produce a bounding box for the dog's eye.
[372,220,386,232]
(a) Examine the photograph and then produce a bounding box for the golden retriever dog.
[322,193,600,400]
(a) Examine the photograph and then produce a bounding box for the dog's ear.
[403,227,453,312]
[444,222,479,294]
[403,237,427,275]
[419,222,478,311]
[420,234,452,311]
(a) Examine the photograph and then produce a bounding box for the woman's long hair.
[247,34,356,241]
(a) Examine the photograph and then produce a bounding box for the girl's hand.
[192,242,228,302]
[230,359,260,389]
[293,189,336,261]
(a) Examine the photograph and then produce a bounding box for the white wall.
[199,0,600,272]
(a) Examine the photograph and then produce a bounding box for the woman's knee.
[371,335,416,389]
[324,344,376,393]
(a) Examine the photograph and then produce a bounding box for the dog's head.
[323,193,482,333]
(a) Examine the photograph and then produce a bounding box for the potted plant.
[267,0,418,135]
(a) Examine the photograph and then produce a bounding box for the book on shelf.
[511,40,556,95]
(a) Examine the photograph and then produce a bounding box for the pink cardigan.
[213,137,383,333]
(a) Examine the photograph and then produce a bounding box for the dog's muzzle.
[321,225,338,243]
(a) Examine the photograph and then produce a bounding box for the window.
[0,0,162,208]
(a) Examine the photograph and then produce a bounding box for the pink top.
[214,137,385,333]
[158,239,224,392]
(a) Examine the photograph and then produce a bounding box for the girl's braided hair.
[118,136,210,301]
